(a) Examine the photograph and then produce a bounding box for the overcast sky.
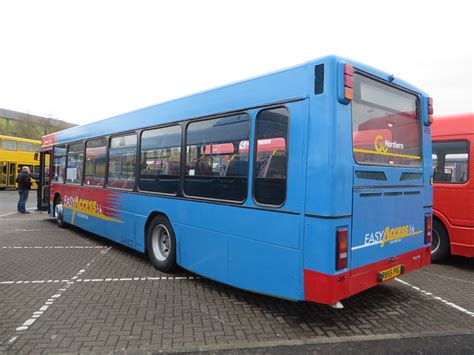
[0,0,472,125]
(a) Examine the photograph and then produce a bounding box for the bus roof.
[42,55,428,146]
[0,135,41,144]
[432,113,474,137]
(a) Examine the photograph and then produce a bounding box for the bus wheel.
[431,219,450,263]
[146,216,177,273]
[54,199,67,229]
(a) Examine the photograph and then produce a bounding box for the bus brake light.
[336,228,348,270]
[428,97,434,125]
[425,214,432,244]
[344,64,353,101]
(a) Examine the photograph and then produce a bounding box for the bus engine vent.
[360,192,382,198]
[400,172,423,181]
[403,191,421,196]
[383,191,403,197]
[355,171,387,181]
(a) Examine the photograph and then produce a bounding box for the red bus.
[431,113,474,261]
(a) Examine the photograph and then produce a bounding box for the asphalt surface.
[0,190,473,353]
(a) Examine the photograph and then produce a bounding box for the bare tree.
[10,114,42,139]
[0,110,75,139]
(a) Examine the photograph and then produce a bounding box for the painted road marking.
[0,276,200,285]
[395,278,474,317]
[0,219,46,221]
[416,270,474,285]
[5,229,58,232]
[1,246,108,249]
[2,244,200,346]
[0,212,22,218]
[0,208,36,218]
[7,246,112,344]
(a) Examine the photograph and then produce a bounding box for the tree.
[2,113,75,140]
[10,114,43,139]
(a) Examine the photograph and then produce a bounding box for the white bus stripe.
[351,241,383,250]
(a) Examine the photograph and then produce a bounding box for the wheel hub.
[152,224,170,261]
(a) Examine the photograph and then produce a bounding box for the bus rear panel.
[303,59,432,304]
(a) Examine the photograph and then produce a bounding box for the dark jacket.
[16,172,32,190]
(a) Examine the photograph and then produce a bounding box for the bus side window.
[253,107,289,206]
[139,125,181,194]
[185,113,250,201]
[432,140,469,184]
[108,134,137,190]
[66,142,84,185]
[85,138,107,187]
[53,145,67,183]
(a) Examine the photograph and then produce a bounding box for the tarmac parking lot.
[0,190,473,353]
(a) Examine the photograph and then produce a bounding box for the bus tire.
[432,219,450,263]
[146,215,177,273]
[54,197,67,229]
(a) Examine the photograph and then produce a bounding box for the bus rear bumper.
[304,246,431,305]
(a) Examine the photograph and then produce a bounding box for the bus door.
[0,162,7,187]
[8,162,16,187]
[38,149,52,211]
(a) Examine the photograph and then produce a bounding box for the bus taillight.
[425,214,432,244]
[344,64,353,100]
[336,228,348,270]
[428,97,434,125]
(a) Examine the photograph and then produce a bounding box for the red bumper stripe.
[304,246,431,305]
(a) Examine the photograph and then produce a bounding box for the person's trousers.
[17,189,29,213]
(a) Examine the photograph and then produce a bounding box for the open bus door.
[8,162,16,187]
[38,148,52,211]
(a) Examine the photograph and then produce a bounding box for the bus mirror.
[34,152,39,161]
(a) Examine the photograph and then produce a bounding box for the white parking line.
[6,229,58,233]
[0,219,45,221]
[7,246,112,343]
[0,276,199,285]
[0,208,35,218]
[0,211,20,218]
[416,270,474,285]
[395,278,474,317]
[1,246,107,249]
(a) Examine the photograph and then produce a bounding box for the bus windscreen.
[352,73,421,167]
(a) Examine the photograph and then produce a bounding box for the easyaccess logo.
[352,224,423,251]
[63,195,122,224]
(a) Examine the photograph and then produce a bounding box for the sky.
[0,0,472,125]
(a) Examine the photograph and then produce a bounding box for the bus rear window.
[352,73,421,167]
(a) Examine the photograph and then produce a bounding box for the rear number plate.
[377,264,404,282]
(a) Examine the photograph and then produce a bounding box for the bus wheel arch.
[432,217,450,263]
[145,212,177,273]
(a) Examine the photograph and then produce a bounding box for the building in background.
[0,108,75,140]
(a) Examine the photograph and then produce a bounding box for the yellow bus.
[0,135,41,190]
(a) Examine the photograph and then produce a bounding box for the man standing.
[16,166,32,214]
